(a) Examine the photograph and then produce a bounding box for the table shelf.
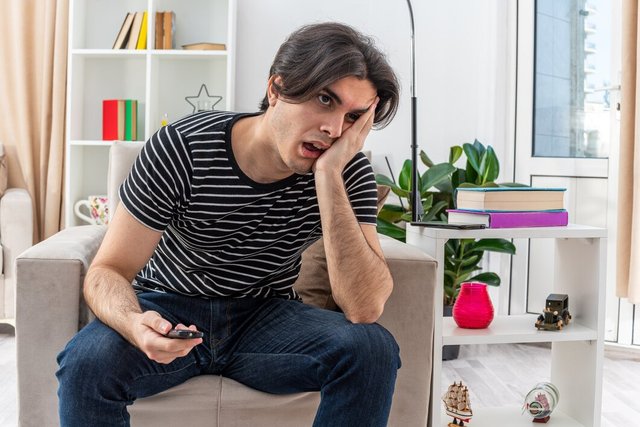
[440,407,586,427]
[442,314,597,345]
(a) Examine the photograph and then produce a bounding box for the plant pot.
[442,304,460,361]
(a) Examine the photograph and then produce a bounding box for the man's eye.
[318,94,332,106]
[346,113,361,123]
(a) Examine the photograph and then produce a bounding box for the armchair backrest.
[107,142,144,221]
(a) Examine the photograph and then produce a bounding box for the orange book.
[155,11,164,49]
[163,11,175,50]
[117,100,125,140]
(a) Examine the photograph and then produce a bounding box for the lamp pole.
[405,0,423,222]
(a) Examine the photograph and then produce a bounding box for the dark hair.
[259,22,400,129]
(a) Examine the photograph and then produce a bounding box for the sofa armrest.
[377,235,436,427]
[16,225,106,427]
[0,188,33,320]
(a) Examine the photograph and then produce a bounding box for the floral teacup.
[74,195,109,225]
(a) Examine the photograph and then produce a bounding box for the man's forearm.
[315,170,393,323]
[84,266,144,345]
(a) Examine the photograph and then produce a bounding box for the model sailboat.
[442,381,473,426]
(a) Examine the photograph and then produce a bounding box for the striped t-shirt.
[119,111,378,300]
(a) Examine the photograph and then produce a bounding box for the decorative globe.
[523,382,559,420]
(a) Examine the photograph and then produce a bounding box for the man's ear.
[267,75,282,107]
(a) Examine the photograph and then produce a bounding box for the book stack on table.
[447,187,568,228]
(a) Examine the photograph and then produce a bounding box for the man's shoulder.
[169,111,238,136]
[343,152,372,175]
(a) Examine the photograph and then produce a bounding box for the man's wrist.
[314,167,342,183]
[115,309,144,344]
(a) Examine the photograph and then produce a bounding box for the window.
[533,0,612,158]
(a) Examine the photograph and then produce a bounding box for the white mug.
[74,195,109,225]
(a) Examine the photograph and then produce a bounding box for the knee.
[334,323,401,371]
[56,321,131,400]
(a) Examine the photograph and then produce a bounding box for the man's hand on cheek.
[313,98,378,175]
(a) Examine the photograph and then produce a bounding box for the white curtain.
[0,0,68,242]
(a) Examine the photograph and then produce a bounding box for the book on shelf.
[135,11,148,50]
[182,42,226,51]
[447,209,569,228]
[455,187,566,211]
[117,100,125,140]
[163,11,175,49]
[155,11,164,49]
[103,99,125,141]
[112,12,135,49]
[124,100,137,141]
[126,12,144,49]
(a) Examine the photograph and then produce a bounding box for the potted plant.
[375,140,522,359]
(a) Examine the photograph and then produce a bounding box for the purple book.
[447,209,569,228]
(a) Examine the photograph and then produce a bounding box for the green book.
[124,99,137,141]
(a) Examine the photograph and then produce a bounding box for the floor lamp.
[405,0,423,222]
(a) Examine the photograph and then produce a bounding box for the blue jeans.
[56,291,401,426]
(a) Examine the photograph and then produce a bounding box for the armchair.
[0,144,33,326]
[16,142,436,426]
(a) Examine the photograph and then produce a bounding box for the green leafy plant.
[376,140,524,305]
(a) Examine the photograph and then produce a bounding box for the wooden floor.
[1,324,639,426]
[0,325,17,427]
[442,343,640,427]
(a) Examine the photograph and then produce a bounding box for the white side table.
[406,224,606,427]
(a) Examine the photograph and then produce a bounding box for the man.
[57,22,401,426]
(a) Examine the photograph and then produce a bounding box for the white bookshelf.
[65,0,236,227]
[406,224,607,427]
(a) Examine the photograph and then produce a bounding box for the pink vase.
[452,282,494,329]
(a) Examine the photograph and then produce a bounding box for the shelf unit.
[406,224,607,427]
[65,0,236,227]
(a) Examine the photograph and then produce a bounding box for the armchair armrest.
[16,225,106,427]
[377,235,436,427]
[0,188,33,321]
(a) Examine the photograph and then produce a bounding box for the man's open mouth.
[301,142,328,159]
[303,142,327,152]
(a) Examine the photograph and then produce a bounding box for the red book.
[447,209,569,228]
[103,100,126,140]
[102,99,118,140]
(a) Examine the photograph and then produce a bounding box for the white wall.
[235,0,515,181]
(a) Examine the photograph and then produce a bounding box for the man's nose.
[320,114,345,139]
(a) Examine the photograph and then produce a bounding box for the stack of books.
[102,99,138,141]
[112,11,175,50]
[112,11,148,50]
[447,187,568,228]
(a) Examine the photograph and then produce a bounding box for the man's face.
[267,76,377,175]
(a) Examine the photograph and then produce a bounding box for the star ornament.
[185,84,223,113]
